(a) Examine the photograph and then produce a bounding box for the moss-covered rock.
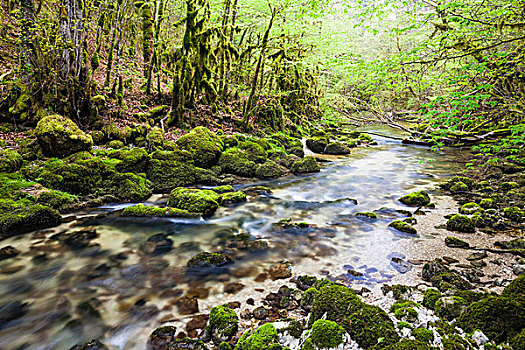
[255,160,288,178]
[238,141,267,164]
[324,142,350,155]
[147,158,196,193]
[291,156,320,174]
[389,220,417,234]
[221,191,246,205]
[510,329,525,350]
[309,319,345,349]
[0,203,61,239]
[399,191,431,207]
[109,140,124,149]
[35,115,93,157]
[110,148,150,174]
[503,206,524,222]
[167,338,208,350]
[446,214,475,233]
[456,296,525,343]
[412,328,434,344]
[36,190,78,211]
[0,149,24,173]
[147,326,177,350]
[422,288,442,310]
[382,339,437,350]
[212,185,235,194]
[147,127,165,151]
[187,252,232,269]
[234,323,280,350]
[168,188,221,216]
[106,172,151,202]
[306,137,328,153]
[501,182,519,191]
[459,202,483,215]
[440,176,474,191]
[422,260,472,292]
[218,148,258,177]
[121,204,200,218]
[435,296,467,320]
[308,284,361,326]
[356,212,378,219]
[176,127,224,168]
[444,236,469,248]
[502,274,525,300]
[391,301,419,323]
[479,198,496,209]
[206,306,238,343]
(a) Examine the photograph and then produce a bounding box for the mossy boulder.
[422,288,442,310]
[440,176,474,191]
[218,148,258,177]
[238,141,267,164]
[221,191,246,205]
[255,160,288,178]
[389,220,417,234]
[435,296,467,320]
[300,287,318,311]
[146,127,165,151]
[308,284,361,325]
[0,149,24,173]
[234,323,279,350]
[391,301,419,323]
[291,156,320,174]
[344,303,400,348]
[176,127,224,168]
[446,214,475,233]
[356,212,378,219]
[211,185,235,194]
[121,204,200,218]
[324,142,351,155]
[306,137,328,153]
[422,260,472,292]
[309,319,345,349]
[187,252,232,269]
[35,115,93,157]
[106,172,151,202]
[205,306,239,344]
[502,274,525,300]
[36,190,78,211]
[503,206,524,222]
[510,329,525,350]
[411,328,434,344]
[399,191,431,207]
[456,296,525,343]
[0,203,61,239]
[480,198,496,209]
[108,140,124,149]
[111,148,150,174]
[146,151,196,192]
[168,188,221,216]
[382,339,437,350]
[501,182,519,191]
[459,202,483,215]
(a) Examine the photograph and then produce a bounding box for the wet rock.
[168,188,221,217]
[399,191,431,207]
[445,236,470,248]
[466,252,487,261]
[422,259,472,292]
[447,214,475,233]
[0,301,28,330]
[175,126,223,168]
[62,229,99,249]
[388,220,417,234]
[306,137,328,153]
[225,301,241,309]
[148,326,177,350]
[390,258,412,274]
[435,296,467,320]
[442,256,459,264]
[223,282,244,294]
[293,275,317,291]
[220,191,247,205]
[76,298,102,319]
[69,339,108,350]
[0,246,21,261]
[186,315,208,333]
[141,234,174,256]
[204,306,238,344]
[186,252,232,276]
[269,261,292,280]
[324,142,351,155]
[290,156,320,174]
[243,186,272,195]
[175,296,199,315]
[165,338,208,350]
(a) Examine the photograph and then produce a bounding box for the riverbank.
[0,120,524,350]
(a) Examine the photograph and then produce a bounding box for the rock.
[293,275,317,291]
[0,204,62,239]
[175,296,199,315]
[306,137,328,153]
[122,204,200,218]
[399,191,431,206]
[459,202,484,215]
[224,282,244,294]
[324,142,351,155]
[255,160,288,178]
[186,252,232,276]
[63,229,99,249]
[471,330,489,346]
[243,186,272,195]
[269,262,292,280]
[422,259,472,292]
[300,288,318,311]
[235,323,280,350]
[446,214,475,233]
[445,236,470,248]
[168,188,221,217]
[0,246,21,261]
[220,191,247,205]
[388,220,417,234]
[147,326,177,350]
[422,288,442,310]
[252,306,268,320]
[69,339,108,350]
[0,149,23,173]
[35,115,93,157]
[290,156,320,174]
[176,126,224,168]
[0,301,28,330]
[218,148,258,177]
[503,206,524,222]
[466,252,487,261]
[141,234,174,256]
[166,338,208,350]
[435,296,467,320]
[390,258,412,273]
[440,176,474,191]
[309,319,345,349]
[355,212,377,219]
[204,306,238,344]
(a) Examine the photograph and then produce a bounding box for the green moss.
[422,289,442,310]
[382,339,437,350]
[306,137,328,153]
[206,306,238,342]
[121,204,199,218]
[356,212,377,219]
[456,296,525,343]
[146,159,196,192]
[234,323,279,350]
[399,191,431,207]
[435,296,467,321]
[397,321,413,330]
[501,182,519,191]
[301,339,315,350]
[391,301,419,323]
[0,149,24,173]
[343,304,400,349]
[446,214,475,233]
[109,140,124,149]
[176,126,224,168]
[503,207,524,222]
[111,148,150,174]
[441,176,474,191]
[510,329,525,350]
[218,148,258,177]
[412,328,434,344]
[290,156,320,174]
[480,198,496,209]
[309,320,344,349]
[221,191,247,205]
[168,188,220,216]
[0,203,61,239]
[389,220,417,234]
[146,127,165,151]
[308,284,361,326]
[36,190,78,211]
[449,182,468,192]
[35,115,93,157]
[324,142,350,155]
[238,141,267,164]
[502,274,525,300]
[187,252,232,268]
[106,172,151,202]
[284,320,303,338]
[167,338,208,350]
[148,105,168,119]
[441,334,471,350]
[300,287,318,311]
[459,202,483,215]
[358,133,373,143]
[255,160,288,178]
[212,185,235,194]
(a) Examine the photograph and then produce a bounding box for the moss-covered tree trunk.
[19,0,35,85]
[142,2,154,93]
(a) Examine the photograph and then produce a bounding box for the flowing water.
[0,127,469,350]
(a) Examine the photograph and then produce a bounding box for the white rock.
[472,330,489,346]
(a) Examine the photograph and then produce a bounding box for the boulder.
[324,142,351,155]
[168,188,221,217]
[399,191,430,207]
[35,115,93,157]
[291,156,320,174]
[176,126,224,168]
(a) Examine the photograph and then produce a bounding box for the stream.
[0,127,469,350]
